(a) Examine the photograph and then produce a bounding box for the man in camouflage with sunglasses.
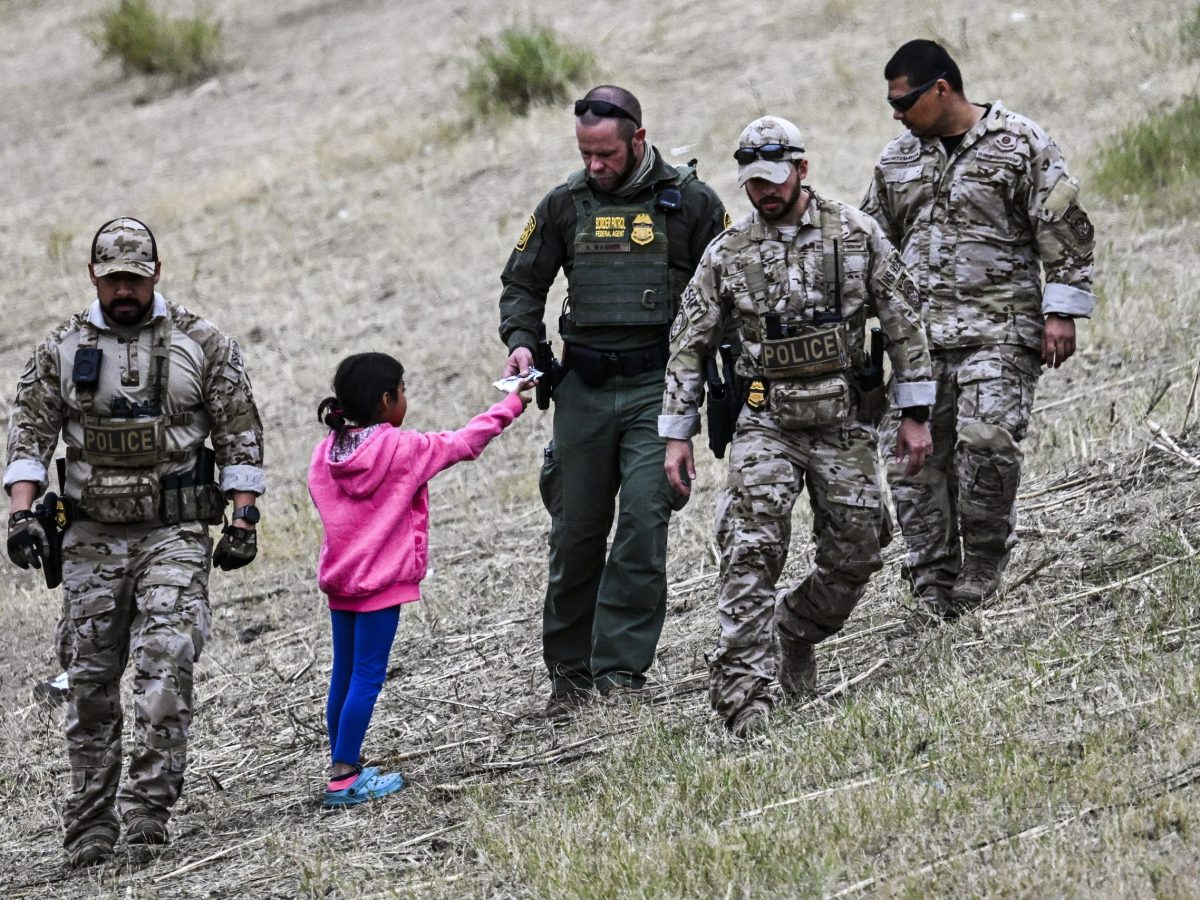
[498,85,728,716]
[5,217,264,866]
[863,40,1096,621]
[662,116,934,738]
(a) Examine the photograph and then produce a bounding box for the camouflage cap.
[736,116,805,187]
[91,217,158,278]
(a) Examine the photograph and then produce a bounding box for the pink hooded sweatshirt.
[308,392,524,611]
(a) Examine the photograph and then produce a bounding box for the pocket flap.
[743,459,794,487]
[70,589,117,620]
[957,358,1003,385]
[884,164,924,184]
[142,567,196,588]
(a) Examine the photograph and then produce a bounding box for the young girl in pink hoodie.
[308,352,528,807]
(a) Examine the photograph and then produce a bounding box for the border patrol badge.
[630,213,654,247]
[746,379,767,410]
[516,214,536,251]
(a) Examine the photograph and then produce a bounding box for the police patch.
[515,214,536,251]
[1063,205,1094,244]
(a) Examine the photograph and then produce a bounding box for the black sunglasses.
[888,73,946,112]
[733,143,803,165]
[574,98,640,126]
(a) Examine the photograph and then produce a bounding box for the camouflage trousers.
[882,344,1040,600]
[54,519,212,847]
[708,410,890,723]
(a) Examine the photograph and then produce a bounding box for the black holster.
[704,344,741,459]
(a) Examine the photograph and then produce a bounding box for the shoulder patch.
[723,211,733,229]
[515,214,536,251]
[1063,205,1094,244]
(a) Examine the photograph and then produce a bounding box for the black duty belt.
[562,342,669,388]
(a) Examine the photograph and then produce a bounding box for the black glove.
[8,511,46,570]
[213,524,257,571]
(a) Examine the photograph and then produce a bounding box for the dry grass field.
[1,0,1199,896]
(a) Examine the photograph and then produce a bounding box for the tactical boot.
[909,587,956,628]
[67,825,117,868]
[776,631,817,698]
[124,813,169,847]
[728,698,770,740]
[544,685,591,721]
[950,554,1008,612]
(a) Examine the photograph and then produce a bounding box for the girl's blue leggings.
[327,606,401,767]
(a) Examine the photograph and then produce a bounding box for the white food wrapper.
[492,367,543,393]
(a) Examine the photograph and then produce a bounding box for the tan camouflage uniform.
[862,101,1095,607]
[660,193,933,724]
[6,277,264,848]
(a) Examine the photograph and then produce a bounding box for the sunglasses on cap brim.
[733,144,803,165]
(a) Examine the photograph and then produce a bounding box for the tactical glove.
[8,511,46,570]
[213,524,257,571]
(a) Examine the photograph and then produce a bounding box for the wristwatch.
[232,505,260,526]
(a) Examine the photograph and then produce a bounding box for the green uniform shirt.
[499,147,729,354]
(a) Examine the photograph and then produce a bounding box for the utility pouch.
[79,469,160,524]
[159,447,225,525]
[760,323,850,379]
[856,383,888,428]
[769,373,853,430]
[195,484,226,525]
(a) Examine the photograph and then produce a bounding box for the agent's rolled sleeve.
[658,413,701,440]
[1042,283,1095,318]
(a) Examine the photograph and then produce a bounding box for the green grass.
[463,24,593,119]
[1092,95,1200,202]
[91,0,222,84]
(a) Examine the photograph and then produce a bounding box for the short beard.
[589,136,638,190]
[750,178,803,223]
[104,298,154,326]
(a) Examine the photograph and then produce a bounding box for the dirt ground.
[1,0,1198,896]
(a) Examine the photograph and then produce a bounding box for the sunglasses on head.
[888,73,946,112]
[733,144,803,165]
[574,98,640,126]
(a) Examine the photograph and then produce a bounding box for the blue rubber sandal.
[323,766,405,808]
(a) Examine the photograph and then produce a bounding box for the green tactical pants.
[539,367,683,692]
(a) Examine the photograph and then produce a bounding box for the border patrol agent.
[662,117,935,737]
[862,40,1096,618]
[499,85,728,715]
[5,218,265,866]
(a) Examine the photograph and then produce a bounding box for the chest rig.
[737,198,867,380]
[564,165,694,327]
[66,313,195,467]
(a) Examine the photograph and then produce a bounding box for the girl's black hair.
[317,352,405,432]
